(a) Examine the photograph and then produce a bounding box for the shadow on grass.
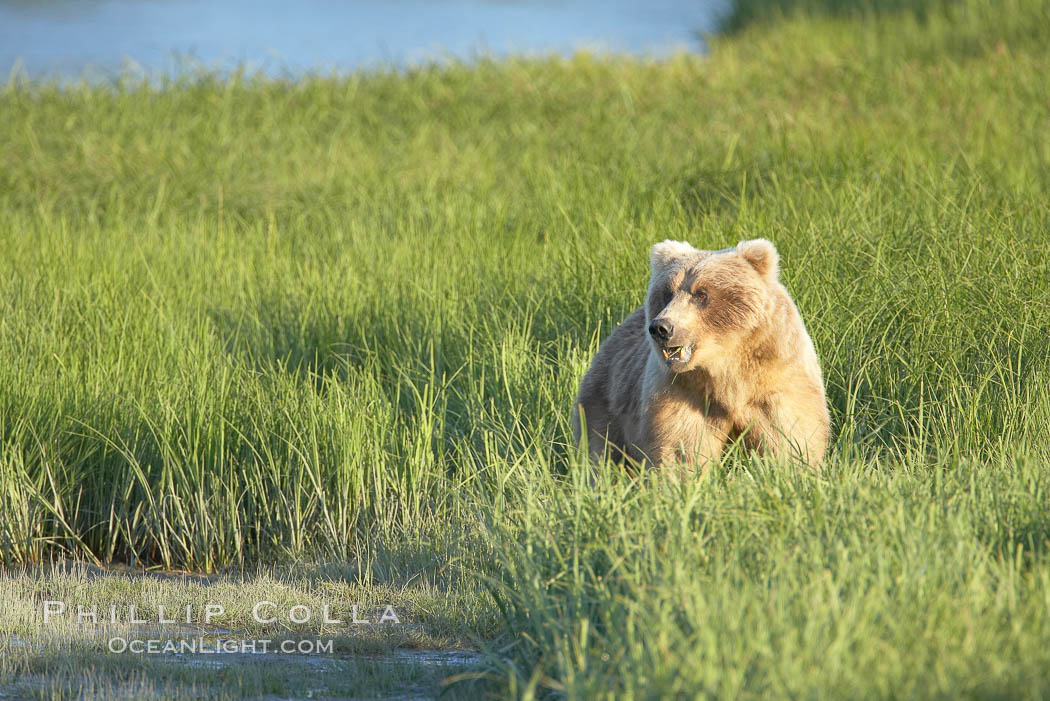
[720,0,957,34]
[676,166,768,219]
[982,513,1050,571]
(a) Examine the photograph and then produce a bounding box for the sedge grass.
[1,0,1049,696]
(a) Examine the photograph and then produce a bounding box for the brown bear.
[572,239,829,472]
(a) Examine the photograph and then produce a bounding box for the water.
[1,631,487,700]
[0,0,731,81]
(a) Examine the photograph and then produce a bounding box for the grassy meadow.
[2,0,1050,696]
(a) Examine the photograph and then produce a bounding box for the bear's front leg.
[741,391,829,470]
[643,404,730,474]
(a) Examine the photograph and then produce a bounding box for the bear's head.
[645,238,779,373]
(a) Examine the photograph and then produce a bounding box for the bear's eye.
[694,288,709,304]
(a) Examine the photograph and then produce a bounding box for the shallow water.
[0,0,731,80]
[173,645,485,670]
[1,630,487,700]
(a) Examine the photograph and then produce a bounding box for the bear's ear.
[650,240,695,272]
[736,238,780,281]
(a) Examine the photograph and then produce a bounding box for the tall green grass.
[480,456,1050,697]
[2,0,1049,694]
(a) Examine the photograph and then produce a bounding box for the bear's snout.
[648,319,673,342]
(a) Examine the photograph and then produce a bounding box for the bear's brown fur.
[573,239,829,471]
